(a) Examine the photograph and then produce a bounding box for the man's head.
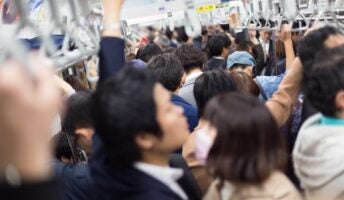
[227,51,256,78]
[136,42,162,63]
[175,44,207,74]
[194,69,237,118]
[207,33,231,58]
[259,30,272,42]
[91,67,189,168]
[154,35,171,51]
[298,26,344,85]
[62,91,93,156]
[304,46,344,118]
[146,53,184,93]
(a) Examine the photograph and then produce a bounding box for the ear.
[75,128,94,141]
[135,133,157,150]
[335,90,344,113]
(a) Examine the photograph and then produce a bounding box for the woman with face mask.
[202,93,302,200]
[182,69,237,194]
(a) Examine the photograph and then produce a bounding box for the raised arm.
[265,58,303,127]
[278,24,295,71]
[0,56,61,199]
[98,0,125,83]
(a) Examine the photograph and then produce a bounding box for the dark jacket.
[203,58,227,71]
[98,37,125,83]
[90,135,185,200]
[0,180,62,200]
[172,94,198,132]
[53,160,95,200]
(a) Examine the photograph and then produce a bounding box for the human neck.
[260,37,269,43]
[186,68,202,76]
[198,118,207,125]
[219,52,227,59]
[140,151,170,167]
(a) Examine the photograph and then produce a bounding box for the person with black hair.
[203,33,231,71]
[52,91,96,200]
[51,132,73,163]
[203,93,301,200]
[183,69,237,194]
[135,42,162,63]
[146,54,198,133]
[91,67,190,200]
[62,91,94,157]
[165,28,178,48]
[175,44,207,108]
[297,26,344,122]
[175,27,190,44]
[293,46,344,200]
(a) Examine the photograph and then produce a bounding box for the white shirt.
[212,56,225,60]
[134,162,188,200]
[185,71,203,83]
[259,38,270,61]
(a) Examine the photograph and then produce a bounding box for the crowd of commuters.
[1,0,344,200]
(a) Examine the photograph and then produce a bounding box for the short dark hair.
[206,93,286,184]
[304,46,344,117]
[193,69,237,118]
[207,33,231,57]
[91,67,162,168]
[175,27,189,43]
[62,91,93,136]
[51,132,73,161]
[235,31,249,45]
[165,28,174,40]
[136,42,162,63]
[146,53,184,92]
[175,44,207,73]
[298,26,341,84]
[236,41,254,53]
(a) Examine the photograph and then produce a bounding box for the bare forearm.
[102,0,123,38]
[284,39,295,71]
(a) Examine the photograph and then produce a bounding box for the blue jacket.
[172,94,198,132]
[255,74,285,100]
[53,160,95,200]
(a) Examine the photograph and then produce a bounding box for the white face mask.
[194,124,216,165]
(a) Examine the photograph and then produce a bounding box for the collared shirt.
[212,56,225,60]
[185,71,203,83]
[134,162,188,200]
[321,115,344,126]
[259,38,270,61]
